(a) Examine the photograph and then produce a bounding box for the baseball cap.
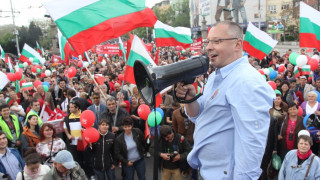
[54,150,76,169]
[298,130,310,137]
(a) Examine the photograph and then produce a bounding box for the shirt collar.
[217,56,248,79]
[0,148,11,158]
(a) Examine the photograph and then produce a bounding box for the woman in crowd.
[36,123,66,167]
[58,88,69,113]
[278,103,305,160]
[278,135,320,179]
[89,119,116,180]
[21,115,40,155]
[300,91,320,116]
[16,148,51,180]
[269,93,288,120]
[280,81,290,104]
[130,95,139,114]
[114,117,146,180]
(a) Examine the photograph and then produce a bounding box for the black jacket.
[100,108,130,134]
[90,131,116,171]
[114,128,145,165]
[68,97,92,114]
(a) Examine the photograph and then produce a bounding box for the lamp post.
[9,0,20,55]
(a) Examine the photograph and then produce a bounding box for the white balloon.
[104,54,108,58]
[263,68,270,75]
[101,60,106,66]
[45,70,51,77]
[29,57,33,62]
[23,62,28,68]
[83,62,89,68]
[42,66,46,70]
[296,55,308,68]
[312,55,320,61]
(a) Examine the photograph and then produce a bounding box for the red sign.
[190,37,203,51]
[95,43,153,55]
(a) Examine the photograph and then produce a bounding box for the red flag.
[155,93,162,108]
[94,74,106,85]
[144,120,150,139]
[207,26,211,38]
[154,48,159,65]
[126,33,134,60]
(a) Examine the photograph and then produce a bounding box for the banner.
[47,119,65,134]
[176,37,203,52]
[95,43,153,54]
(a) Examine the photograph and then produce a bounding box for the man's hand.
[68,134,75,140]
[160,153,170,161]
[111,165,115,170]
[175,82,196,101]
[172,153,181,162]
[278,135,283,140]
[112,127,119,133]
[127,161,133,166]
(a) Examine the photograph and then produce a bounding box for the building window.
[269,5,277,14]
[281,4,289,10]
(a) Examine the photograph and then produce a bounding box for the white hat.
[298,130,310,137]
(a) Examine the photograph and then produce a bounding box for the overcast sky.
[0,0,161,26]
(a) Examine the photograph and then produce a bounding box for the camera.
[169,151,178,160]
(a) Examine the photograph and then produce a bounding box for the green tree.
[0,32,16,54]
[153,5,174,25]
[18,26,29,51]
[171,0,190,27]
[28,21,43,48]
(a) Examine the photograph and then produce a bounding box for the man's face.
[59,81,66,89]
[37,86,44,94]
[164,132,174,142]
[99,122,109,134]
[69,104,78,114]
[300,78,307,86]
[54,162,69,174]
[206,24,241,68]
[106,100,116,113]
[32,102,41,112]
[92,95,100,105]
[1,108,10,119]
[316,80,320,88]
[114,84,120,92]
[0,134,7,149]
[288,106,298,116]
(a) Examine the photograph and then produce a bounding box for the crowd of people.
[0,22,319,180]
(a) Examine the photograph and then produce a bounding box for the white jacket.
[16,164,50,180]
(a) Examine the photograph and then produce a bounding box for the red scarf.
[297,149,312,160]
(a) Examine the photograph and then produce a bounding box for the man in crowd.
[55,79,68,103]
[0,104,23,148]
[100,96,130,135]
[44,150,87,180]
[0,131,24,180]
[175,21,275,179]
[66,89,91,113]
[150,125,191,180]
[297,75,315,100]
[88,92,108,129]
[111,82,129,101]
[33,85,55,110]
[25,98,43,126]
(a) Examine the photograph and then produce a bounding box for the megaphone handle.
[174,84,203,104]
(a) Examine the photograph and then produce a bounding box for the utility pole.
[9,0,20,55]
[258,0,261,29]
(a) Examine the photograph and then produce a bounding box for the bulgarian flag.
[43,0,157,54]
[21,82,33,91]
[294,65,311,78]
[154,20,193,48]
[36,41,42,55]
[58,30,72,65]
[0,45,5,61]
[300,2,320,51]
[124,35,156,84]
[19,43,45,65]
[244,22,278,60]
[126,33,134,60]
[119,37,126,62]
[5,97,14,106]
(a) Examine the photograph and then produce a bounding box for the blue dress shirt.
[186,56,275,179]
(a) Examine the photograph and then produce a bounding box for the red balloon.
[34,80,42,88]
[268,81,277,90]
[31,66,37,73]
[80,110,95,128]
[138,104,151,120]
[278,65,285,73]
[14,72,23,81]
[77,61,82,68]
[308,58,319,71]
[7,73,16,81]
[19,79,26,86]
[41,73,46,78]
[68,67,77,78]
[258,69,264,75]
[298,106,303,116]
[308,76,312,82]
[118,74,124,81]
[83,127,100,143]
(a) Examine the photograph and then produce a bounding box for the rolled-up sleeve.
[227,79,275,179]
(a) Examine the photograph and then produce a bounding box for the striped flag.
[0,45,5,61]
[43,0,157,54]
[119,37,126,62]
[19,43,45,65]
[58,30,72,65]
[300,2,320,51]
[294,65,311,78]
[5,97,14,106]
[0,71,9,92]
[21,82,33,91]
[124,35,156,84]
[154,20,193,48]
[244,22,278,60]
[36,41,42,55]
[7,55,14,73]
